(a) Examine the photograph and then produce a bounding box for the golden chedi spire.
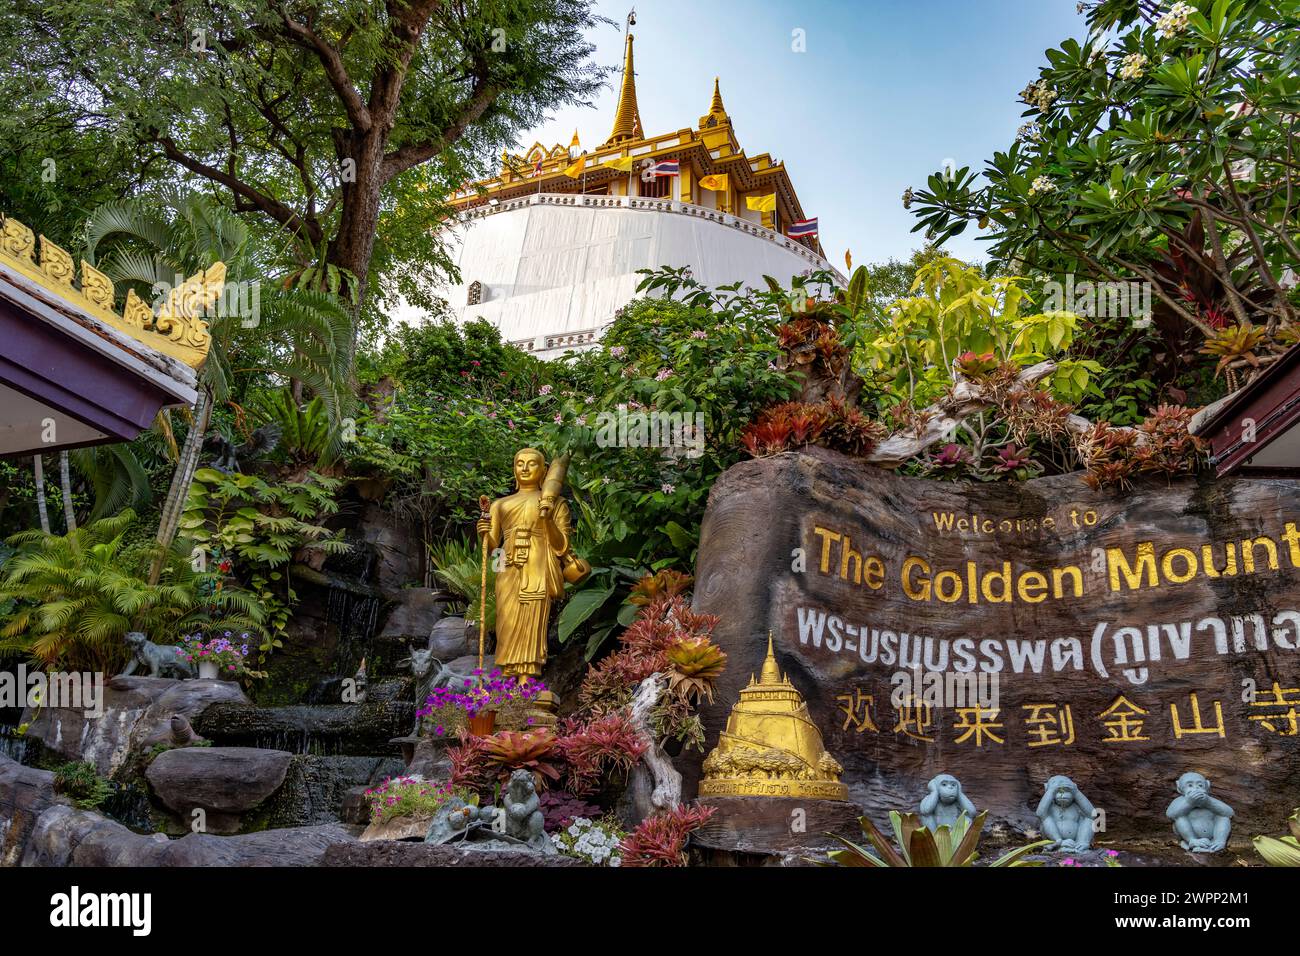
[700,632,847,800]
[699,76,729,128]
[604,20,643,146]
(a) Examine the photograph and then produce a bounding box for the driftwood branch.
[865,360,1097,468]
[629,673,682,811]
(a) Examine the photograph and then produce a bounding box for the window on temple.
[639,172,672,199]
[467,280,482,306]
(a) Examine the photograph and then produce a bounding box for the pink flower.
[554,413,563,423]
[609,346,626,358]
[539,384,553,395]
[655,367,673,381]
[690,329,707,339]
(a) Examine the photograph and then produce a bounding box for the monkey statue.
[1035,775,1096,853]
[1166,771,1233,853]
[919,773,978,830]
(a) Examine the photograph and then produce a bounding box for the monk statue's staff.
[478,494,490,672]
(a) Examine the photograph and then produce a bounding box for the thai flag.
[788,218,818,238]
[649,160,680,177]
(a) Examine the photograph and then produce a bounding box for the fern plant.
[0,510,262,672]
[429,536,495,632]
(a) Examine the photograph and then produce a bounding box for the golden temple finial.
[700,629,847,800]
[604,11,643,147]
[0,212,213,369]
[759,632,781,685]
[699,76,730,129]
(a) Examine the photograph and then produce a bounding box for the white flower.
[1119,52,1148,81]
[1029,175,1056,197]
[1156,2,1193,35]
[1017,123,1042,143]
[538,384,553,395]
[661,482,676,494]
[609,345,627,358]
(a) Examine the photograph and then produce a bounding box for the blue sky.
[522,0,1089,269]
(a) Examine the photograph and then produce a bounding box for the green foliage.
[249,392,336,470]
[52,761,112,810]
[0,510,262,671]
[180,469,349,570]
[1254,808,1300,867]
[367,318,547,399]
[826,811,1049,868]
[429,536,495,631]
[349,390,548,541]
[908,0,1300,363]
[857,256,1094,410]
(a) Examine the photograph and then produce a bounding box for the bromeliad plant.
[1253,808,1300,867]
[618,803,717,867]
[826,811,1049,868]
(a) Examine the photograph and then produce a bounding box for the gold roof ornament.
[699,633,848,800]
[699,77,729,129]
[603,14,643,147]
[0,213,215,369]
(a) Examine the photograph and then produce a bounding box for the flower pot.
[468,711,497,736]
[198,661,220,680]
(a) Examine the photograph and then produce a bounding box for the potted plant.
[178,632,256,680]
[418,668,546,737]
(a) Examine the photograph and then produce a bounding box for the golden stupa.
[699,635,848,799]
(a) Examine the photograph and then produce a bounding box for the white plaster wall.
[394,195,840,359]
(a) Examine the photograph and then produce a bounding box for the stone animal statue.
[919,773,978,831]
[1035,775,1095,853]
[168,714,205,746]
[118,632,195,679]
[501,769,548,850]
[1166,771,1234,853]
[203,422,280,473]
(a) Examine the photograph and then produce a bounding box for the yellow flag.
[570,129,581,149]
[844,249,853,270]
[745,193,776,213]
[698,174,729,191]
[564,154,587,178]
[601,156,635,172]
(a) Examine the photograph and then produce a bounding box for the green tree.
[2,0,608,328]
[84,192,355,580]
[909,0,1300,385]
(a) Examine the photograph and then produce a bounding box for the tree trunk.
[58,450,76,533]
[148,388,212,583]
[32,455,50,534]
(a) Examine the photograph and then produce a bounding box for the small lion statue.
[117,632,195,679]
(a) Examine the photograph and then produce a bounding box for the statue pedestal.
[691,796,863,863]
[522,690,559,730]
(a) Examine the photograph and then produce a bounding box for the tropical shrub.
[0,510,262,671]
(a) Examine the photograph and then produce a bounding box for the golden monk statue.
[476,448,589,682]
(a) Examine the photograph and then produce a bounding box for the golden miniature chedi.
[699,635,848,800]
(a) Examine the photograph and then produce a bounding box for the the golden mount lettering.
[811,521,1300,605]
